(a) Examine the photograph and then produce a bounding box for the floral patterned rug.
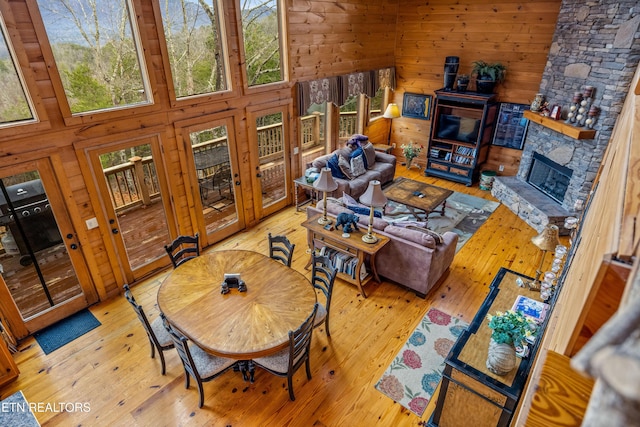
[374,308,468,417]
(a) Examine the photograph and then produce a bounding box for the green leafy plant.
[472,61,507,82]
[401,142,423,161]
[486,310,533,345]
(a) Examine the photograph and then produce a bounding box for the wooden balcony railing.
[103,113,357,211]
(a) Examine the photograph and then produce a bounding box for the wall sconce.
[359,180,387,244]
[526,224,560,291]
[383,103,401,145]
[313,168,338,225]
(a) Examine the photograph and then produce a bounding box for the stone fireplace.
[491,0,640,234]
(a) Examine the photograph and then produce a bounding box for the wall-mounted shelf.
[523,110,596,140]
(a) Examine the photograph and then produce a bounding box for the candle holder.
[565,92,582,124]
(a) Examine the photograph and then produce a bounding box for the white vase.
[486,338,516,375]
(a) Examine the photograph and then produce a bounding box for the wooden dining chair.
[268,232,295,267]
[164,233,200,268]
[160,313,237,408]
[123,284,174,375]
[311,254,337,337]
[252,303,318,401]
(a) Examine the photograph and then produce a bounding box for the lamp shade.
[359,180,387,207]
[383,103,401,119]
[313,167,338,192]
[531,224,560,252]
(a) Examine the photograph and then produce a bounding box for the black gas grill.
[0,179,62,260]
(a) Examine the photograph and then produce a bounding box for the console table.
[302,214,389,298]
[429,268,546,426]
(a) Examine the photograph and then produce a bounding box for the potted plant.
[472,61,506,94]
[485,310,534,375]
[401,142,423,169]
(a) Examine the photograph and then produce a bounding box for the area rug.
[374,308,468,417]
[382,183,500,253]
[0,390,40,426]
[33,309,101,355]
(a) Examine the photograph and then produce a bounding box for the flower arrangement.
[401,142,423,161]
[486,310,534,346]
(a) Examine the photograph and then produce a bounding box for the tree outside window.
[36,0,150,114]
[241,0,284,87]
[0,17,35,125]
[160,0,229,98]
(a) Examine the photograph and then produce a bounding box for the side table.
[372,143,393,154]
[301,214,389,298]
[293,176,319,211]
[429,268,546,427]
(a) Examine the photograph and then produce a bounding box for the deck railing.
[104,113,357,211]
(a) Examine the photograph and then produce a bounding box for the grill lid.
[0,179,47,207]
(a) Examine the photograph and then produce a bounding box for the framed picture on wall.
[402,93,433,120]
[492,102,530,150]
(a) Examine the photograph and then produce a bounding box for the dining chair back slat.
[311,255,337,337]
[160,313,236,408]
[123,284,174,375]
[164,233,200,268]
[252,303,318,401]
[268,233,295,267]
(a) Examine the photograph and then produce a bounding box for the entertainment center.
[426,90,498,186]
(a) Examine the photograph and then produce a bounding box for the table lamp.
[313,167,338,225]
[383,103,401,145]
[359,180,387,244]
[526,224,560,291]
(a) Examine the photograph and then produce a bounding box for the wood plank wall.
[0,0,564,304]
[390,0,562,174]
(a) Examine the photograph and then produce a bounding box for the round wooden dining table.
[157,250,317,359]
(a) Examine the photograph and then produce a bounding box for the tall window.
[0,15,35,126]
[240,0,285,86]
[369,87,384,120]
[160,0,229,98]
[36,0,150,114]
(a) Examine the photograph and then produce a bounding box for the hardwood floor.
[1,168,557,426]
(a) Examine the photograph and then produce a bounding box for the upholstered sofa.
[306,199,458,298]
[310,143,396,199]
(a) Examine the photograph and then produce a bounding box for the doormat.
[374,308,468,417]
[0,390,40,426]
[33,309,101,355]
[382,183,500,253]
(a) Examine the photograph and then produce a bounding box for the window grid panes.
[36,0,150,115]
[0,15,35,126]
[160,0,229,98]
[241,0,284,87]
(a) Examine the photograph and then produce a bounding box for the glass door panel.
[90,139,173,281]
[0,161,92,337]
[255,111,288,214]
[189,124,241,239]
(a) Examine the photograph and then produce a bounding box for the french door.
[84,135,176,283]
[247,102,292,219]
[0,158,96,338]
[177,116,245,246]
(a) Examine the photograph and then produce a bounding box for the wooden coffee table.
[383,178,453,222]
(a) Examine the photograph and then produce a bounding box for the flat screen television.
[435,114,481,143]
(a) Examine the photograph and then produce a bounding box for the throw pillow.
[406,225,445,245]
[350,147,368,169]
[326,154,346,179]
[362,142,376,168]
[338,155,354,180]
[350,154,367,177]
[384,225,437,248]
[335,146,354,160]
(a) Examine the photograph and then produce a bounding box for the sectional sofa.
[306,199,458,298]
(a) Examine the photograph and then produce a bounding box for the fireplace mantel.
[523,110,596,140]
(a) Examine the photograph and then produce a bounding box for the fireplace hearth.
[527,153,573,204]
